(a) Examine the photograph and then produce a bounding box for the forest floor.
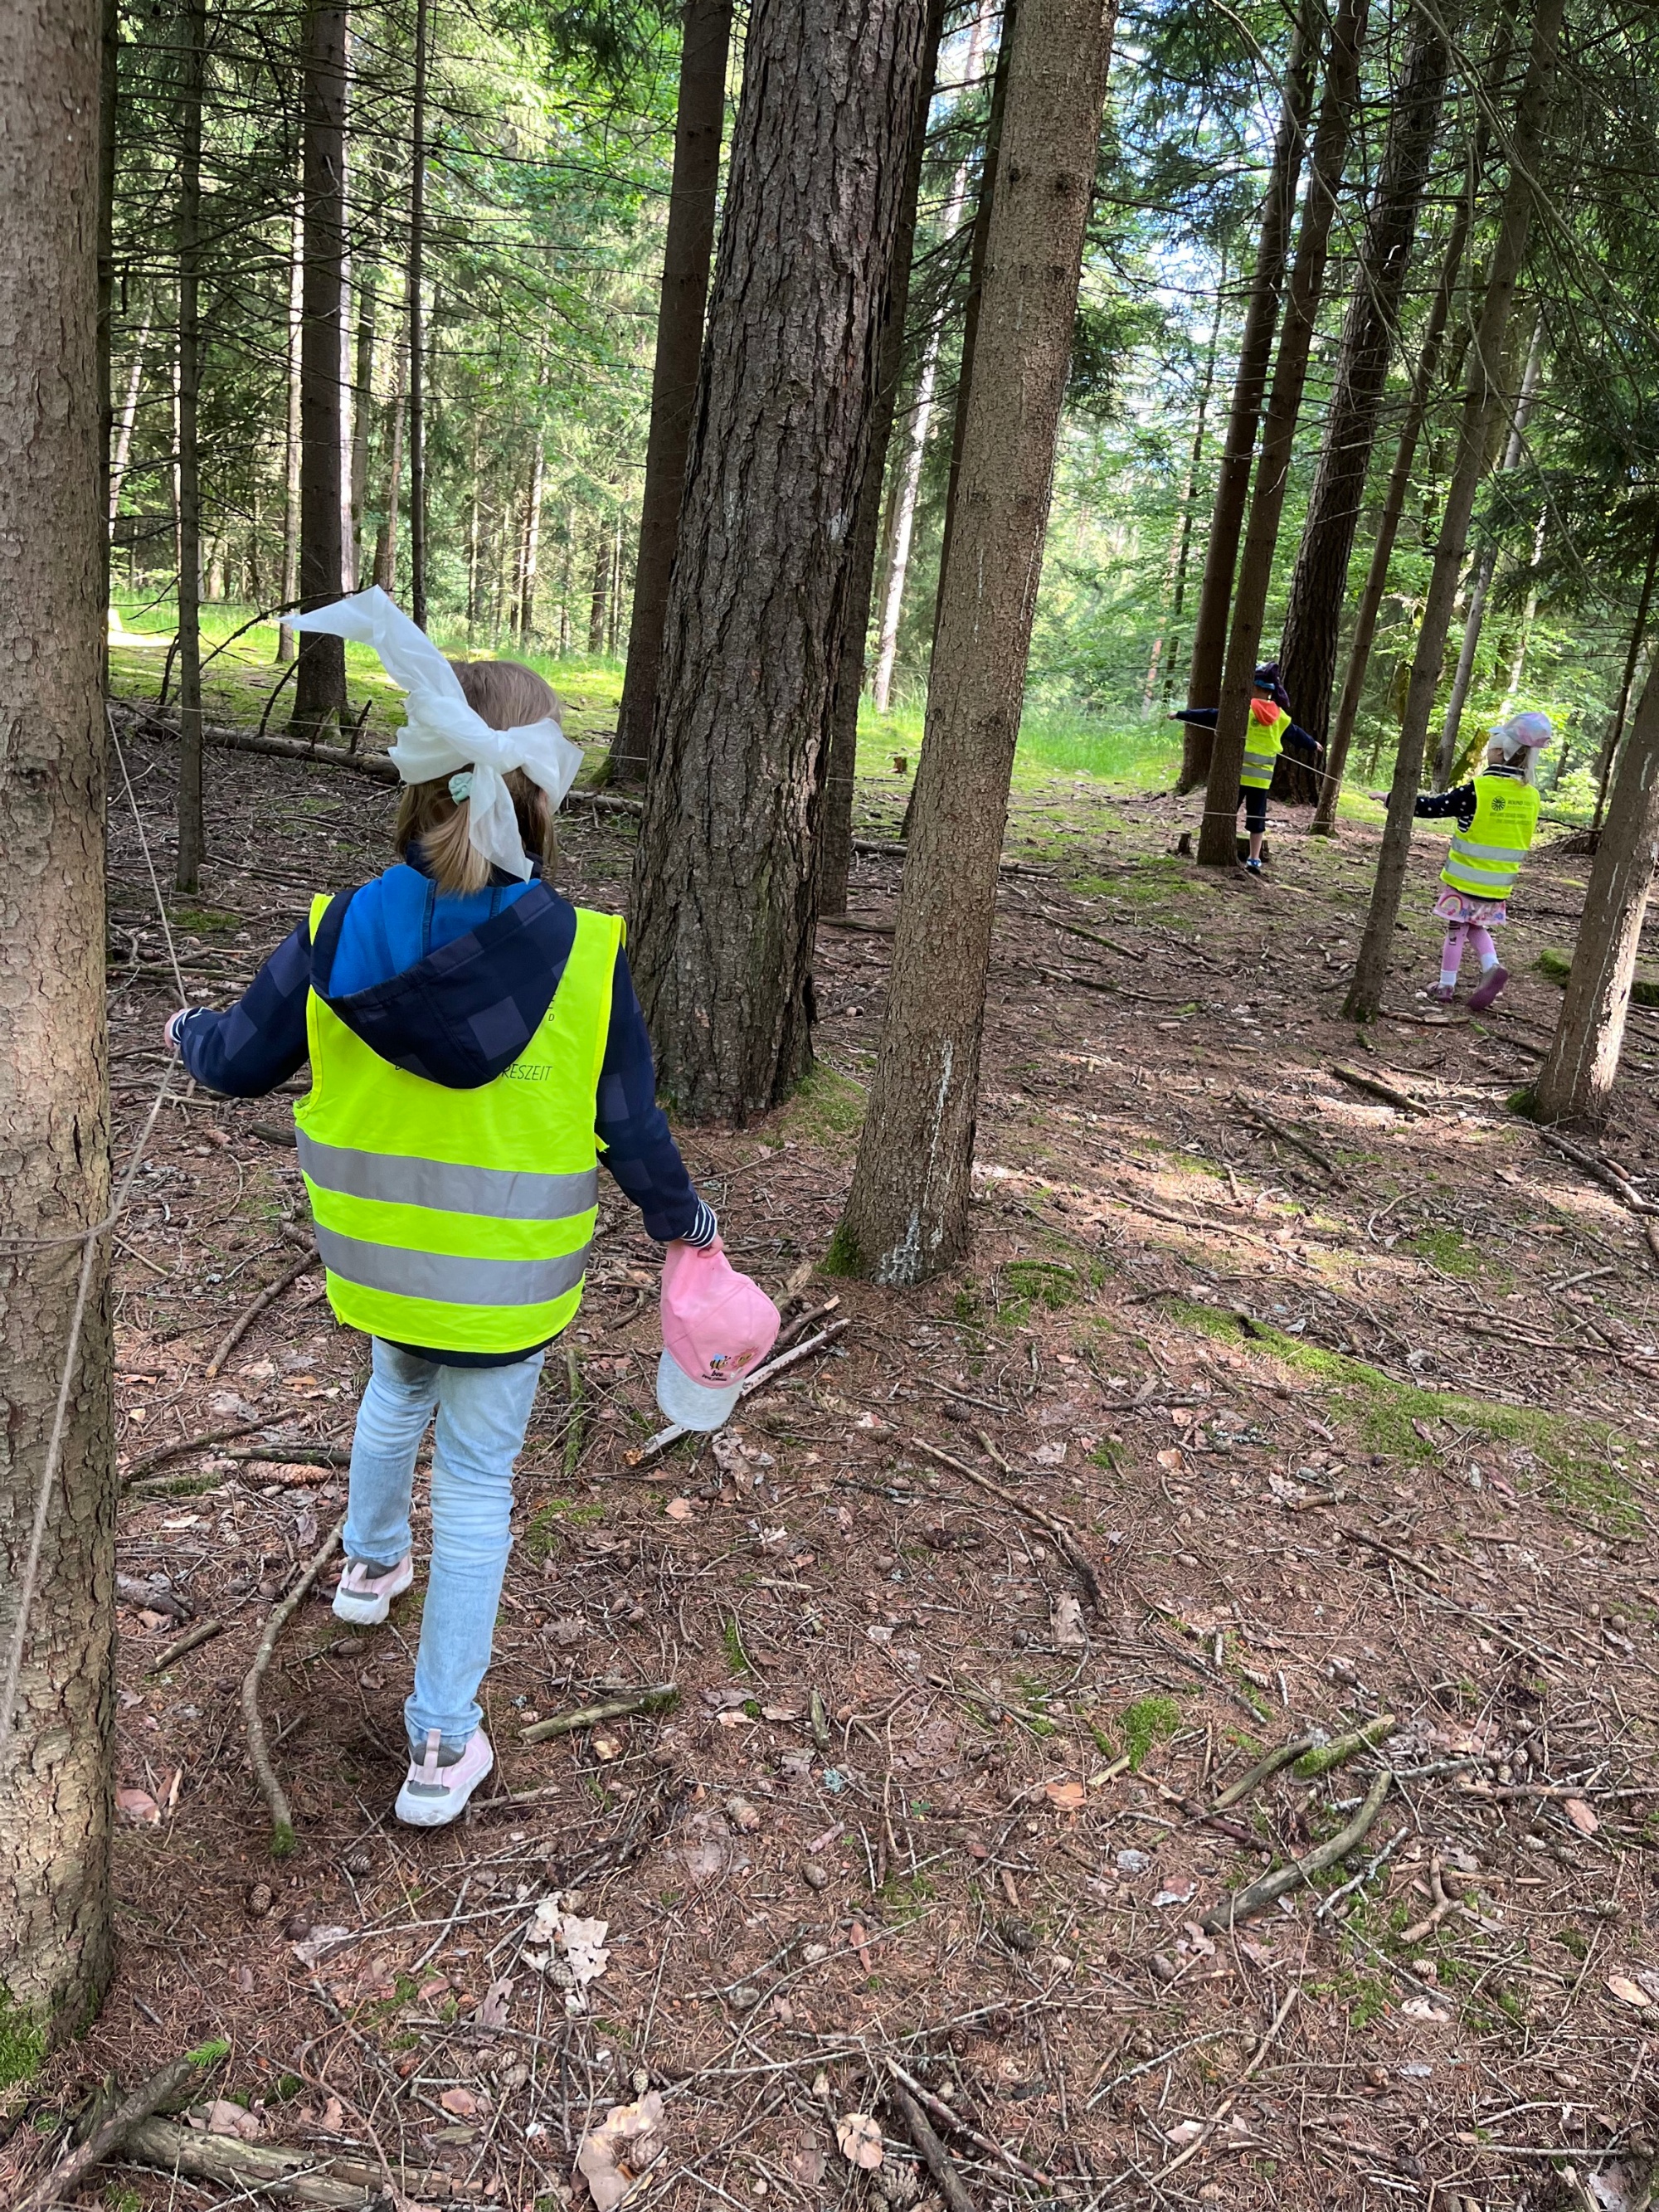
[12,687,1659,2212]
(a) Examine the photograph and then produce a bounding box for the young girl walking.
[1412,710,1553,1009]
[1171,660,1325,871]
[165,588,774,1827]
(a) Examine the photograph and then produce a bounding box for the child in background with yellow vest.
[1412,711,1552,1009]
[1170,661,1324,872]
[163,589,724,1828]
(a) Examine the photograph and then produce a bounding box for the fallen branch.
[819,915,895,935]
[1292,1714,1397,1778]
[771,1293,842,1357]
[118,2117,464,2207]
[1537,1125,1659,1267]
[1399,1852,1471,1945]
[144,1617,224,1675]
[632,1318,850,1461]
[226,1442,351,1471]
[206,1247,319,1378]
[883,2058,1062,2192]
[1234,1100,1345,1183]
[519,1681,679,1746]
[1332,1064,1429,1116]
[888,2081,979,2212]
[243,1514,344,1855]
[17,2042,229,2212]
[1199,1769,1392,1932]
[112,699,398,785]
[1049,917,1146,961]
[1150,1987,1299,2182]
[122,1419,261,1484]
[912,1437,1104,1612]
[1210,1734,1318,1811]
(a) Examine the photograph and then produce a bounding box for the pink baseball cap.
[657,1239,781,1432]
[1491,710,1553,751]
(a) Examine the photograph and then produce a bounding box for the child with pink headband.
[1412,711,1553,1010]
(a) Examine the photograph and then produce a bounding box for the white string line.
[0,708,197,1757]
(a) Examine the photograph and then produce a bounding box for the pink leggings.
[1442,920,1497,975]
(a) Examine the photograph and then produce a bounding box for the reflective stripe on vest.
[1440,773,1539,899]
[1239,706,1290,791]
[294,894,621,1352]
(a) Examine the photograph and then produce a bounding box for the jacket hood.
[309,877,581,1090]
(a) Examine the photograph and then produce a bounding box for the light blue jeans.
[343,1338,544,1750]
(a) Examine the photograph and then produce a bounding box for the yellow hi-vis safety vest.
[1440,771,1540,900]
[1240,703,1290,791]
[293,892,622,1354]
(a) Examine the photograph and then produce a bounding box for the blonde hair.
[392,659,563,895]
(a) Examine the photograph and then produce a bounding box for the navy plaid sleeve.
[596,949,716,1247]
[1414,783,1477,825]
[174,920,312,1096]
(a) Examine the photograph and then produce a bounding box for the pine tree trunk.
[1195,0,1368,868]
[174,0,206,893]
[1433,312,1545,785]
[0,0,118,2045]
[407,0,428,629]
[1176,5,1318,793]
[1532,664,1659,1126]
[587,528,608,654]
[818,0,948,916]
[610,0,733,780]
[109,304,152,537]
[836,0,1115,1280]
[348,258,377,592]
[97,0,119,650]
[1343,0,1564,1023]
[278,196,303,661]
[628,0,930,1121]
[294,2,348,734]
[1311,203,1469,834]
[1593,518,1659,831]
[518,437,545,642]
[1159,265,1226,709]
[372,344,405,591]
[1275,8,1450,751]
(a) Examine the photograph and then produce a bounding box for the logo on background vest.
[500,1062,554,1082]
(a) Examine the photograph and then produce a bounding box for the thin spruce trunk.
[519,435,545,641]
[558,508,574,655]
[348,256,377,592]
[1176,4,1318,793]
[174,0,206,893]
[818,0,948,916]
[837,0,1117,1280]
[609,0,735,780]
[1312,204,1471,835]
[294,2,348,734]
[1159,259,1227,710]
[98,0,119,664]
[1530,663,1659,1128]
[1195,0,1368,868]
[407,0,429,629]
[109,303,153,538]
[278,196,303,661]
[1344,0,1565,1023]
[0,0,117,2047]
[466,419,482,639]
[628,0,932,1119]
[372,342,406,591]
[1593,517,1659,832]
[588,524,608,654]
[1433,309,1545,785]
[1276,7,1451,749]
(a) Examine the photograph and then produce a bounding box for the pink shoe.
[333,1553,414,1626]
[1468,965,1509,1012]
[1427,984,1456,1005]
[396,1727,494,1828]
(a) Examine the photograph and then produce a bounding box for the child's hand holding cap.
[657,1238,781,1431]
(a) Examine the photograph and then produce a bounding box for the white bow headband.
[287,586,584,883]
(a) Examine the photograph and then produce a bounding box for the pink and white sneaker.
[1426,984,1457,1004]
[1468,965,1510,1011]
[395,1728,494,1827]
[332,1553,414,1626]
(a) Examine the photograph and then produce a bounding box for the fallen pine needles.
[206,1245,319,1378]
[243,1514,344,1855]
[910,1437,1105,1611]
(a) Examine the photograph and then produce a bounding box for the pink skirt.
[1433,887,1508,927]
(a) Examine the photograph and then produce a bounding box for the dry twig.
[242,1514,344,1855]
[206,1245,319,1378]
[1199,1769,1392,1932]
[17,2043,228,2212]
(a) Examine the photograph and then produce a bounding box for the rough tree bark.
[1276,5,1450,749]
[608,0,734,781]
[1433,311,1545,785]
[294,2,348,733]
[1195,0,1368,868]
[1593,515,1659,831]
[1531,664,1659,1127]
[628,0,930,1121]
[97,0,119,645]
[1344,0,1564,1022]
[0,0,117,2049]
[817,0,947,917]
[407,0,428,629]
[174,0,206,892]
[1311,202,1470,834]
[1176,5,1318,793]
[836,0,1116,1282]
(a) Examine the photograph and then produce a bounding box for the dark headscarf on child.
[1253,661,1292,715]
